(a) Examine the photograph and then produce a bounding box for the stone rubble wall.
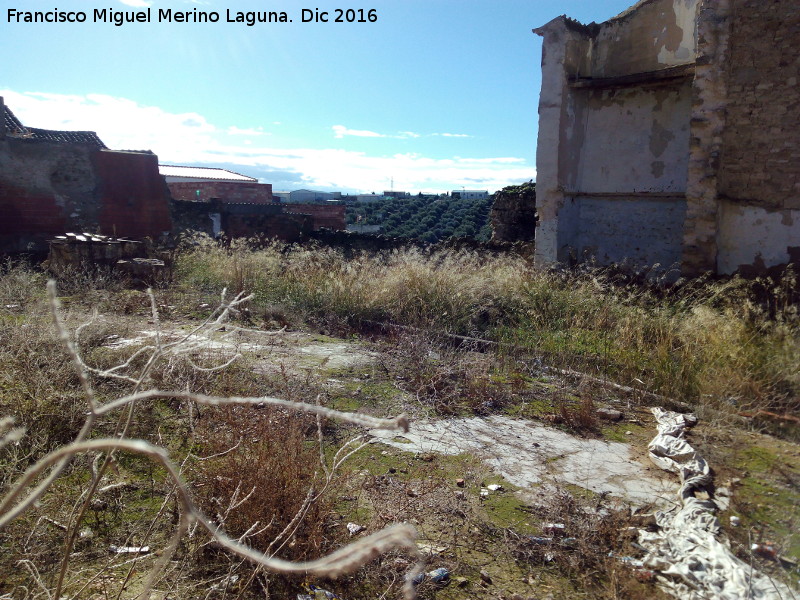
[718,0,800,211]
[0,137,172,254]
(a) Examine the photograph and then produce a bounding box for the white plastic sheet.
[638,408,796,599]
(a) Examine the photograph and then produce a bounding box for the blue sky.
[2,0,633,193]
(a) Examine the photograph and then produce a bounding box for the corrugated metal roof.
[159,165,257,182]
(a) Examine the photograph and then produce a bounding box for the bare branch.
[95,389,409,432]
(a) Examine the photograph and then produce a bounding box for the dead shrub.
[388,331,519,416]
[192,405,338,561]
[553,394,599,433]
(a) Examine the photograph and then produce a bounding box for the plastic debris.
[428,567,450,584]
[527,536,554,545]
[729,515,740,527]
[109,545,150,554]
[346,522,364,535]
[211,575,239,591]
[751,543,779,561]
[487,484,504,492]
[636,408,795,600]
[542,523,566,535]
[412,567,450,586]
[300,584,341,599]
[611,553,645,568]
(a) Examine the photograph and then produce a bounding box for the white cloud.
[227,125,268,136]
[334,125,467,141]
[1,90,534,193]
[332,125,384,139]
[456,157,524,164]
[119,0,151,6]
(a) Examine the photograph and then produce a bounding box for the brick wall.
[289,203,346,230]
[167,181,273,204]
[0,137,172,253]
[718,0,800,210]
[94,150,173,239]
[0,184,68,252]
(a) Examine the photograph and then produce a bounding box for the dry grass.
[0,278,420,600]
[1,246,798,599]
[176,240,800,421]
[510,488,673,600]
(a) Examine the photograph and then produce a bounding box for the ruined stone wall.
[170,199,324,242]
[0,138,173,253]
[535,0,799,276]
[170,199,221,238]
[703,0,800,274]
[533,0,697,272]
[490,182,536,242]
[223,212,312,242]
[167,180,273,204]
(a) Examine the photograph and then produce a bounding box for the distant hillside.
[346,194,493,242]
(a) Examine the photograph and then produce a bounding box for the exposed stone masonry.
[533,0,800,276]
[719,0,800,210]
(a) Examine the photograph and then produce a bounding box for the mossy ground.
[1,255,798,600]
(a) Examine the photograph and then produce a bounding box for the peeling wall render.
[533,0,800,276]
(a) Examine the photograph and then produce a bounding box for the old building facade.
[533,0,800,275]
[0,97,172,253]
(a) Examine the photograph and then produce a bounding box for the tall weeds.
[176,239,800,415]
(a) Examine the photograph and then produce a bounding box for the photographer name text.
[6,7,378,26]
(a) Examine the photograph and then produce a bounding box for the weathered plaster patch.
[657,0,698,65]
[717,203,800,274]
[650,120,676,157]
[655,5,685,53]
[652,161,666,178]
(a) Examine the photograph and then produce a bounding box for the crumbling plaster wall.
[717,203,800,275]
[581,0,698,77]
[534,0,698,270]
[535,0,799,275]
[575,83,690,194]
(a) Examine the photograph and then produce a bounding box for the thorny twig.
[0,282,422,599]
